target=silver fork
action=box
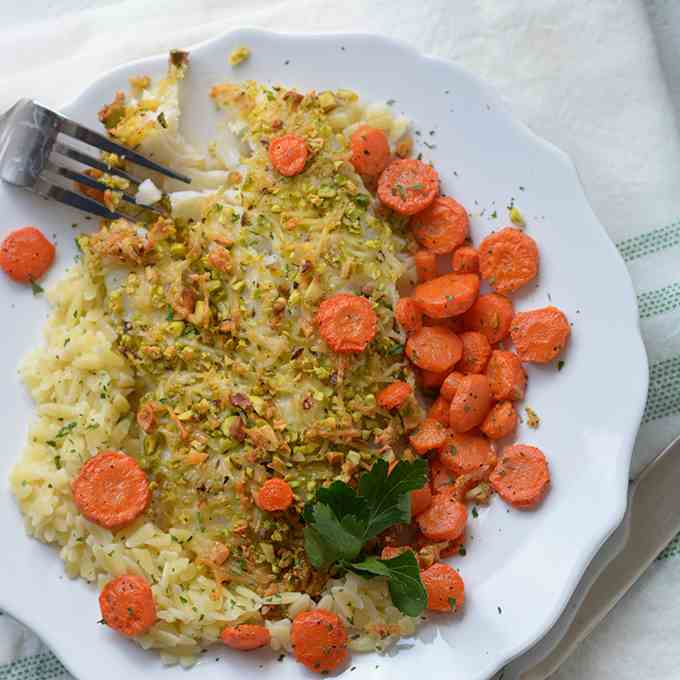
[0,98,191,220]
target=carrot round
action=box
[421,562,465,612]
[72,450,150,529]
[479,227,539,294]
[424,314,466,334]
[428,395,452,426]
[480,401,518,440]
[440,370,465,401]
[381,545,414,560]
[0,226,55,283]
[439,530,466,559]
[410,196,469,254]
[448,374,492,433]
[405,326,463,373]
[350,125,391,177]
[486,350,526,401]
[419,368,449,391]
[457,331,492,374]
[291,609,348,673]
[414,249,438,283]
[452,246,479,274]
[510,306,570,363]
[221,624,271,651]
[430,456,454,492]
[377,159,439,215]
[269,133,309,177]
[409,418,448,455]
[417,490,467,541]
[395,297,423,333]
[462,293,514,345]
[490,444,550,508]
[414,273,480,318]
[439,431,496,475]
[316,293,377,353]
[377,380,412,410]
[256,478,294,512]
[99,574,156,636]
[411,483,433,517]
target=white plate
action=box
[0,29,647,680]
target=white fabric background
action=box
[0,1,679,678]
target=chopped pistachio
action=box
[510,206,526,228]
[228,46,250,66]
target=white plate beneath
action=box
[0,29,647,680]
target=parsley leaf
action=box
[30,279,44,296]
[303,503,364,568]
[55,422,76,438]
[358,459,427,539]
[349,552,427,617]
[303,459,428,615]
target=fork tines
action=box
[0,98,191,221]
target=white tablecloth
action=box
[1,1,679,678]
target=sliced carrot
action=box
[479,227,539,294]
[409,418,448,455]
[417,490,467,541]
[428,396,452,426]
[420,562,465,612]
[315,293,377,353]
[486,350,526,401]
[424,314,466,334]
[414,273,480,318]
[99,574,156,636]
[395,297,423,333]
[419,368,449,391]
[72,450,150,529]
[381,545,414,560]
[350,125,391,177]
[439,431,496,475]
[490,444,550,508]
[480,401,518,440]
[269,133,309,176]
[291,609,348,673]
[457,331,492,374]
[411,482,433,517]
[136,402,157,434]
[462,293,514,345]
[377,159,439,215]
[0,226,55,283]
[452,246,479,274]
[453,464,494,502]
[510,306,571,363]
[256,478,294,512]
[440,370,465,401]
[221,624,271,651]
[415,249,438,283]
[406,326,463,373]
[448,374,492,433]
[430,456,454,492]
[410,196,469,254]
[377,380,412,410]
[439,530,466,559]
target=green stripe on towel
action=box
[0,653,67,680]
[643,355,680,424]
[638,282,680,319]
[616,220,680,262]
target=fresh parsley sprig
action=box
[303,459,428,617]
